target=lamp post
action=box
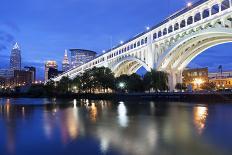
[193,78,204,91]
[118,82,126,92]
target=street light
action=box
[120,41,124,44]
[187,2,192,7]
[193,78,204,90]
[146,26,150,30]
[119,82,125,89]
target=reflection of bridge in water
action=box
[54,0,232,90]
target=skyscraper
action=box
[10,42,21,71]
[62,50,70,72]
[70,49,96,68]
[45,61,58,81]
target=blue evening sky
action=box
[0,0,232,80]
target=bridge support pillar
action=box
[168,70,182,92]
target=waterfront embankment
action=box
[0,92,232,102]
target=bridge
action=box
[53,0,232,91]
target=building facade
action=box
[0,69,14,78]
[209,71,232,89]
[0,68,36,88]
[183,68,209,90]
[45,61,58,81]
[10,43,21,71]
[14,70,34,86]
[70,49,96,68]
[24,66,36,83]
[48,68,63,80]
[62,50,70,72]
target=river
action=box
[0,98,232,155]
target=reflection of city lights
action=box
[90,103,98,122]
[193,106,208,134]
[117,102,128,127]
[73,99,77,109]
[67,111,79,139]
[100,138,109,153]
[43,113,53,139]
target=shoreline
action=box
[0,92,232,103]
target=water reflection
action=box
[193,106,208,134]
[0,99,231,155]
[117,102,128,127]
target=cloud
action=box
[0,21,19,50]
[0,30,16,52]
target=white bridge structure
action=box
[53,0,232,90]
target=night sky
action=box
[0,0,232,80]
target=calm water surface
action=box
[0,98,232,155]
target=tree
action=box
[79,67,115,93]
[143,70,169,92]
[72,76,81,93]
[201,82,216,91]
[116,74,130,92]
[127,73,144,92]
[57,76,72,93]
[44,80,55,95]
[95,67,115,92]
[175,83,187,92]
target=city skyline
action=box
[1,0,232,80]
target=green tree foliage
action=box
[116,73,144,92]
[175,83,187,92]
[201,82,216,91]
[42,67,170,94]
[79,67,115,93]
[44,80,55,95]
[57,76,72,93]
[143,70,169,92]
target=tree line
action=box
[44,66,169,95]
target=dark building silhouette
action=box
[13,70,34,86]
[24,66,36,83]
[48,68,63,80]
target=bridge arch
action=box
[157,27,232,71]
[157,27,232,90]
[111,56,151,77]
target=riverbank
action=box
[0,92,232,102]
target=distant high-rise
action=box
[24,66,36,83]
[10,43,21,71]
[70,49,96,68]
[62,50,70,72]
[45,61,58,81]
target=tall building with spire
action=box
[10,42,21,71]
[62,50,70,72]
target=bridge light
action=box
[187,2,192,7]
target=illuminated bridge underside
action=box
[53,0,232,90]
